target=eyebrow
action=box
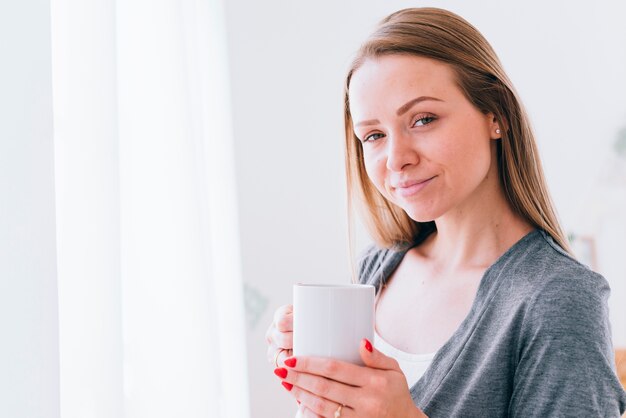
[354,96,443,127]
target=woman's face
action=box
[348,55,500,222]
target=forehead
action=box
[348,55,459,116]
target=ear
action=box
[487,112,506,139]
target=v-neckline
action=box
[403,229,540,402]
[366,228,541,402]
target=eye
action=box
[363,132,385,143]
[412,114,437,127]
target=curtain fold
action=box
[52,0,249,417]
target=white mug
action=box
[293,283,375,365]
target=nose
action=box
[385,130,420,172]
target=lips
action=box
[391,176,436,197]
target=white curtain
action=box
[51,0,250,417]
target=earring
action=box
[496,129,501,134]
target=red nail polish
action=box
[282,381,293,391]
[364,338,373,352]
[284,357,297,368]
[274,368,288,379]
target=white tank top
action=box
[374,330,436,388]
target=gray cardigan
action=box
[359,229,626,417]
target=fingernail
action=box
[284,357,297,368]
[274,368,288,379]
[297,400,301,405]
[364,338,373,353]
[282,381,293,391]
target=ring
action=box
[334,404,344,418]
[274,348,286,368]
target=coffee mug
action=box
[293,283,375,365]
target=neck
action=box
[423,173,533,272]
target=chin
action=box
[401,207,438,223]
[398,200,447,223]
[408,214,437,223]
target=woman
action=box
[265,7,626,417]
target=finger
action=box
[280,367,358,408]
[267,345,293,366]
[359,338,401,371]
[291,384,354,418]
[277,348,293,367]
[269,326,293,349]
[284,356,367,387]
[300,406,324,418]
[273,304,293,331]
[276,311,293,332]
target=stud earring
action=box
[496,129,501,134]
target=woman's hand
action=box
[268,305,318,416]
[274,339,428,418]
[265,304,294,368]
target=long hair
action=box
[344,7,571,253]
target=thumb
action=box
[359,338,400,371]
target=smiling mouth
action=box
[392,176,436,197]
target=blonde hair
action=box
[345,7,571,254]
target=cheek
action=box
[363,156,374,179]
[444,116,492,166]
[363,154,395,201]
[445,135,493,190]
[363,153,386,189]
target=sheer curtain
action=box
[52,0,249,417]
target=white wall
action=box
[225,2,357,416]
[0,1,60,418]
[224,1,626,417]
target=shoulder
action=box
[516,231,611,343]
[488,230,613,344]
[356,244,388,281]
[528,230,609,304]
[508,233,625,415]
[507,230,609,300]
[356,243,407,288]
